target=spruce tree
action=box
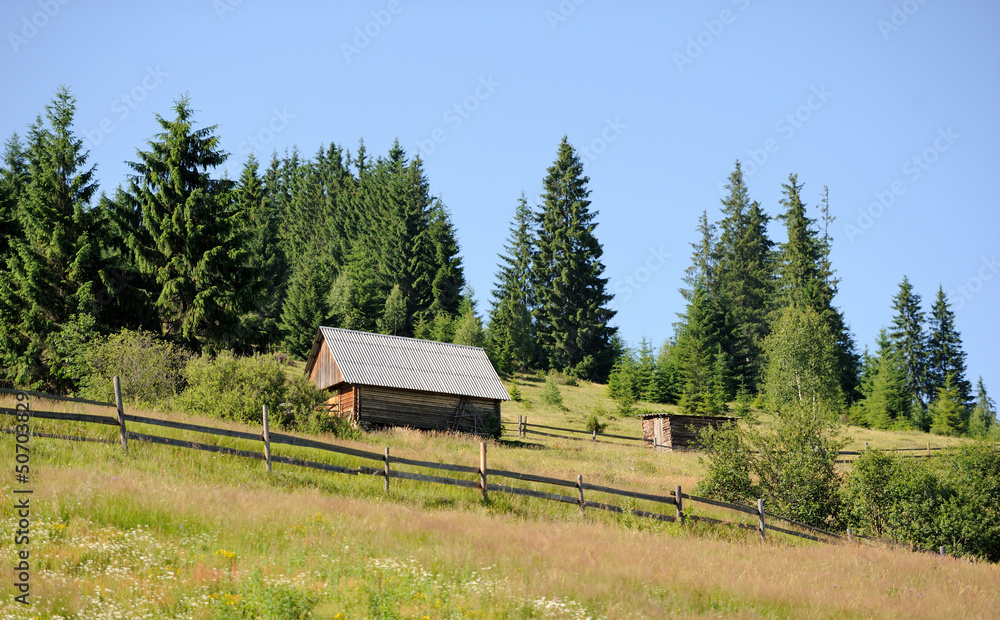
[280,249,331,358]
[713,162,775,393]
[972,377,996,434]
[676,283,729,416]
[929,374,967,437]
[854,329,911,429]
[888,276,930,413]
[0,88,101,388]
[488,193,535,373]
[532,137,616,380]
[234,154,286,351]
[652,340,682,404]
[636,337,658,402]
[427,200,465,318]
[112,97,258,351]
[927,286,971,405]
[774,176,858,397]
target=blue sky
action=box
[3,1,998,396]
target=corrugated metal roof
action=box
[313,327,510,401]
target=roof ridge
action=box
[319,326,487,352]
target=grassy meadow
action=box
[1,376,996,619]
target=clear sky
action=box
[3,1,997,396]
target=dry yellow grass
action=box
[4,463,997,618]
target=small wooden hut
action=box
[639,412,737,451]
[303,327,509,435]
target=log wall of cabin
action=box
[355,385,500,435]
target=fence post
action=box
[592,430,596,442]
[523,417,527,437]
[939,546,945,556]
[577,474,585,516]
[757,498,766,540]
[262,405,272,473]
[927,441,930,457]
[847,527,852,543]
[675,485,684,525]
[384,447,391,494]
[480,441,488,501]
[113,376,127,453]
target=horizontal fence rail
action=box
[4,382,951,551]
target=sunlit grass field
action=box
[1,376,994,619]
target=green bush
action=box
[697,406,845,529]
[585,413,607,434]
[78,329,188,405]
[843,444,1000,561]
[176,352,328,432]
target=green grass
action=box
[0,387,995,619]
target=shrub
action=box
[843,444,1000,561]
[539,373,563,409]
[508,377,522,401]
[176,352,331,433]
[585,413,607,434]
[78,329,188,405]
[697,405,845,528]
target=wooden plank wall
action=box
[357,385,499,435]
[322,384,356,420]
[667,414,733,450]
[309,343,344,390]
[642,415,735,451]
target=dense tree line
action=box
[1,90,620,390]
[601,161,994,439]
[0,88,468,390]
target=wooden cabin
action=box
[639,412,737,451]
[303,327,509,436]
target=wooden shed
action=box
[639,412,737,451]
[303,327,509,436]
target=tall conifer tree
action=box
[775,175,858,397]
[0,88,101,388]
[110,96,250,352]
[713,162,775,393]
[927,286,971,405]
[531,137,616,380]
[488,193,535,373]
[888,276,929,413]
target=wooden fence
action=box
[508,415,960,461]
[508,415,646,445]
[1,382,853,546]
